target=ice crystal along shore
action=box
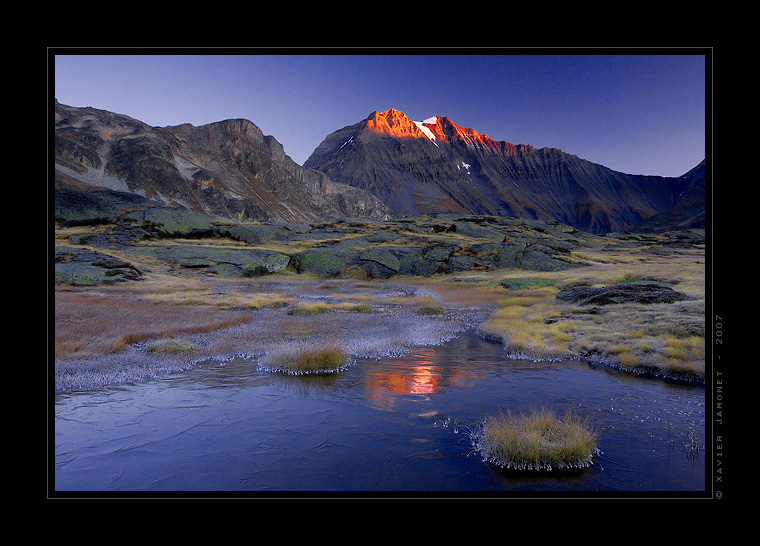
[54,281,489,392]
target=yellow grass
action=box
[441,245,706,380]
[286,301,371,315]
[267,346,348,374]
[473,407,598,470]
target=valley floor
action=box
[53,224,706,391]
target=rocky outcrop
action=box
[55,247,143,285]
[304,108,704,234]
[289,215,586,278]
[54,188,159,225]
[556,282,693,305]
[54,101,392,224]
[55,188,705,283]
[121,245,291,277]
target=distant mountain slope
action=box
[54,101,392,223]
[304,109,704,233]
[637,160,705,231]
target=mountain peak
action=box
[364,108,519,152]
[366,109,422,139]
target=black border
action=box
[46,46,718,502]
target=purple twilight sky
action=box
[53,51,707,178]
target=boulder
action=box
[556,283,693,305]
[68,224,152,247]
[444,255,485,273]
[452,221,505,242]
[121,207,219,238]
[520,244,573,271]
[223,224,290,244]
[55,246,142,285]
[222,223,312,244]
[416,246,454,276]
[54,189,158,226]
[295,247,360,276]
[121,244,290,277]
[359,247,401,273]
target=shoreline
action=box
[53,284,491,393]
[53,215,706,393]
[54,276,705,394]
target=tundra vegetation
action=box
[54,208,706,390]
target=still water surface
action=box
[54,332,705,493]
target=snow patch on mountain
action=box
[413,117,439,145]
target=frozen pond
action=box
[53,331,705,493]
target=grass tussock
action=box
[478,297,706,380]
[265,346,349,375]
[471,407,598,471]
[287,301,371,315]
[418,306,445,315]
[478,294,572,359]
[146,339,199,353]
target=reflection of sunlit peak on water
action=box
[367,362,443,402]
[55,331,706,492]
[409,367,439,395]
[411,348,435,367]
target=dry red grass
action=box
[54,290,252,361]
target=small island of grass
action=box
[264,346,350,375]
[470,407,598,471]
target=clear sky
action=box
[53,51,707,177]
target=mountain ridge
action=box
[305,108,704,233]
[53,102,704,234]
[54,100,393,224]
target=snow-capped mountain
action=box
[304,108,704,233]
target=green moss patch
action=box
[501,278,558,290]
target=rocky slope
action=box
[304,109,704,234]
[54,101,392,223]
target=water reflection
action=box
[54,332,706,493]
[368,348,440,399]
[364,344,497,411]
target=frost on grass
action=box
[54,300,489,391]
[468,407,599,472]
[54,347,199,392]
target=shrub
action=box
[471,407,598,471]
